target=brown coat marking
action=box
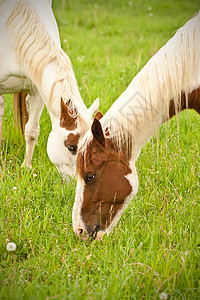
[65,133,80,146]
[60,98,77,130]
[94,111,103,120]
[169,87,200,118]
[64,133,80,155]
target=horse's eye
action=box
[85,173,96,183]
[67,144,77,154]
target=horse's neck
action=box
[39,61,62,120]
[4,0,83,126]
[38,58,83,126]
[102,13,200,161]
[28,0,61,47]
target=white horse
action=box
[73,12,200,240]
[0,0,99,177]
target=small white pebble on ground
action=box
[159,292,168,300]
[6,242,16,252]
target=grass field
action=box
[1,0,200,299]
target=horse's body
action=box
[0,95,4,146]
[0,0,98,176]
[73,12,200,240]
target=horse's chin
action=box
[78,230,105,242]
[63,174,75,184]
[56,165,76,183]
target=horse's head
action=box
[73,115,138,240]
[47,98,99,180]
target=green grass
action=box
[1,0,200,299]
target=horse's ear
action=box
[60,98,77,130]
[88,98,99,116]
[92,118,105,146]
[94,111,103,120]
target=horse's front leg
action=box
[0,95,4,147]
[22,92,44,167]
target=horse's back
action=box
[0,0,60,47]
[0,0,61,93]
[0,1,18,84]
[29,0,61,47]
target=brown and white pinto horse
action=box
[73,12,200,240]
[0,0,98,178]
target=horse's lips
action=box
[78,230,104,241]
[96,231,105,241]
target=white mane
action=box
[81,12,200,156]
[6,0,91,130]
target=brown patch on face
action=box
[77,135,132,236]
[60,98,77,130]
[64,133,80,155]
[65,133,80,145]
[169,87,200,118]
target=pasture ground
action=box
[1,0,200,299]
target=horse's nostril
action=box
[77,228,85,236]
[77,227,88,240]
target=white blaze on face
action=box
[72,177,86,235]
[47,127,77,177]
[96,164,139,240]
